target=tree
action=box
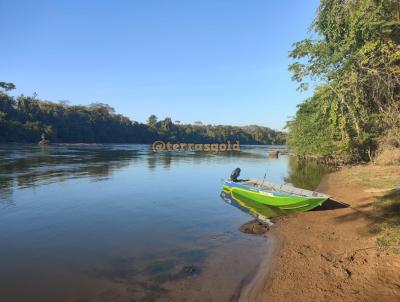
[147,114,158,127]
[89,103,115,115]
[0,82,16,91]
[160,117,173,131]
[287,0,400,162]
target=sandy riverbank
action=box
[240,165,400,302]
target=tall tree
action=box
[287,0,400,162]
[147,114,158,127]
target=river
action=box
[0,144,330,302]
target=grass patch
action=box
[341,165,399,190]
[376,226,400,252]
[374,190,400,252]
[340,165,400,252]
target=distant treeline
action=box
[0,85,286,145]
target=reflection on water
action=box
[220,191,286,222]
[0,145,139,199]
[285,156,334,190]
[0,144,330,302]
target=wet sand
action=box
[240,167,400,301]
[159,235,270,302]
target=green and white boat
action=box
[222,169,329,213]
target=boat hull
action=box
[223,184,327,212]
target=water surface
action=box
[0,144,329,302]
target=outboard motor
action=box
[230,168,241,182]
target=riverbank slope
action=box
[245,165,400,301]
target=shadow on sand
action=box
[313,198,350,211]
[333,190,400,228]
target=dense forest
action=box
[0,83,285,145]
[286,0,399,163]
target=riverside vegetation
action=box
[286,0,399,164]
[0,82,285,145]
[260,2,400,300]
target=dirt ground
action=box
[241,166,400,302]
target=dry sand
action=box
[240,168,400,302]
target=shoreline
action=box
[238,234,278,302]
[240,165,400,301]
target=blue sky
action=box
[1,0,319,130]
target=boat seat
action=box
[245,178,328,199]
